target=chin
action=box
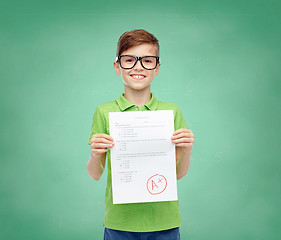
[130,85,151,91]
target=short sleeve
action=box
[174,105,188,130]
[88,106,107,145]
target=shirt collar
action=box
[145,93,158,110]
[115,93,158,111]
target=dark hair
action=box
[116,29,159,57]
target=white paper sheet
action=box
[109,110,178,204]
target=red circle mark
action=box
[146,174,167,195]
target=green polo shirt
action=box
[88,93,187,232]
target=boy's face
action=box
[113,43,161,92]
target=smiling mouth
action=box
[130,74,146,80]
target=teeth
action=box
[131,75,145,79]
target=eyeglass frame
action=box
[116,55,160,70]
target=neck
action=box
[124,86,151,108]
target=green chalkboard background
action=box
[1,0,280,239]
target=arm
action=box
[86,134,114,181]
[172,129,195,180]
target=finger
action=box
[91,143,114,148]
[92,148,108,154]
[172,132,194,140]
[172,138,194,144]
[91,137,114,145]
[175,142,193,148]
[92,134,114,141]
[173,128,193,135]
[91,142,114,149]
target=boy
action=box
[87,29,195,240]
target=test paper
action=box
[109,110,178,204]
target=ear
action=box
[113,61,121,75]
[154,61,161,76]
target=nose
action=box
[133,58,144,70]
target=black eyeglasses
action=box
[116,55,160,70]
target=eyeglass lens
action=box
[120,56,158,69]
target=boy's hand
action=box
[171,128,195,153]
[90,134,114,158]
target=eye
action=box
[144,60,152,63]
